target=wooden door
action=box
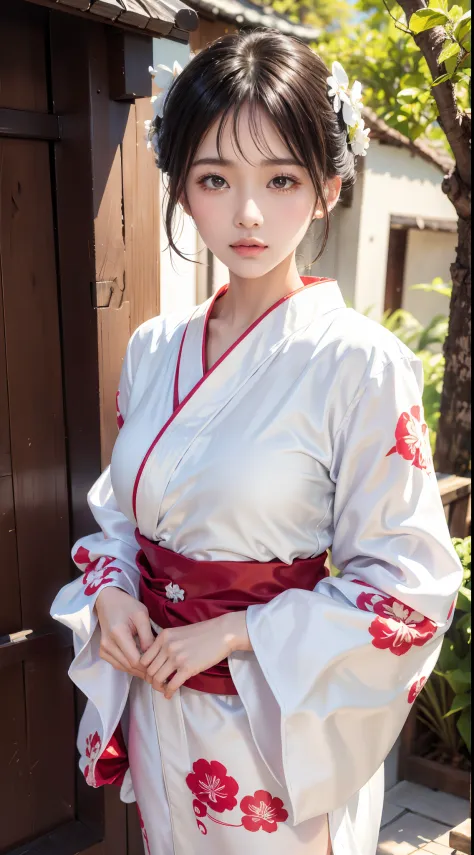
[0,3,142,853]
[0,4,76,852]
[384,225,408,314]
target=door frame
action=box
[0,9,127,855]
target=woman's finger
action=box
[101,639,145,680]
[152,660,178,693]
[103,637,146,678]
[163,670,186,700]
[112,625,147,673]
[133,609,155,653]
[145,648,169,681]
[140,633,163,668]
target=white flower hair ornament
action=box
[145,61,183,155]
[327,61,370,157]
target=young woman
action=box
[51,29,462,855]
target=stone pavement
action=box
[378,781,470,855]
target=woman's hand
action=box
[95,586,155,679]
[139,611,252,700]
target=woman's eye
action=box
[199,174,228,190]
[269,175,298,191]
[197,173,300,192]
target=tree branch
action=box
[382,0,412,34]
[395,0,471,192]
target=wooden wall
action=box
[189,16,238,52]
[85,28,161,467]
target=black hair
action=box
[150,29,357,263]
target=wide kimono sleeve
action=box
[50,324,147,798]
[230,354,463,830]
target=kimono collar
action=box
[134,276,345,528]
[175,276,345,408]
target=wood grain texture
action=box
[384,227,408,314]
[0,263,11,479]
[98,303,131,467]
[0,1,49,112]
[450,818,471,854]
[49,13,102,544]
[24,648,76,835]
[0,665,29,850]
[123,98,160,332]
[0,475,21,638]
[0,138,71,629]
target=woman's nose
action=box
[234,198,264,229]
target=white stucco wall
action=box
[402,228,455,326]
[307,162,366,307]
[352,141,456,319]
[153,39,198,314]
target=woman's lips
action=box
[230,245,268,257]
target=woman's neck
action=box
[212,255,303,331]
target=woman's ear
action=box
[179,193,192,217]
[326,176,342,212]
[313,177,343,219]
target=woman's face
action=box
[183,104,341,279]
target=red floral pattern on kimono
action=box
[408,676,427,704]
[73,546,122,596]
[116,390,124,430]
[356,591,437,656]
[83,726,129,788]
[84,732,102,787]
[240,791,289,833]
[137,805,152,854]
[186,759,239,813]
[386,405,433,473]
[186,759,289,836]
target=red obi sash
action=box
[136,530,329,695]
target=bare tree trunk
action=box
[436,216,471,476]
[396,0,471,476]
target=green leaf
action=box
[439,41,462,63]
[445,668,472,694]
[433,72,454,84]
[454,10,472,42]
[397,87,422,103]
[418,315,449,349]
[410,8,450,33]
[456,585,472,612]
[449,5,465,24]
[411,281,453,298]
[455,612,471,634]
[444,692,471,717]
[436,637,460,672]
[457,707,471,752]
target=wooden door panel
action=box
[0,665,29,851]
[0,280,11,479]
[0,137,70,629]
[0,475,21,637]
[24,647,75,835]
[0,1,49,113]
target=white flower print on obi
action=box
[165,582,186,603]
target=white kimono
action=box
[51,277,462,855]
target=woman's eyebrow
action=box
[191,156,304,168]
